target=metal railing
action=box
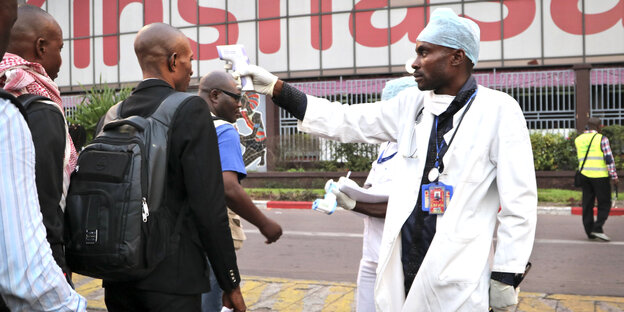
[590,67,624,126]
[279,78,392,162]
[474,69,576,130]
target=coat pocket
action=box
[435,234,490,284]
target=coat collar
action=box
[132,78,174,94]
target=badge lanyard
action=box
[377,144,398,164]
[428,90,478,182]
[423,89,477,215]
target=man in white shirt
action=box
[0,1,86,310]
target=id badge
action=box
[421,182,454,214]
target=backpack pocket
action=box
[75,150,131,183]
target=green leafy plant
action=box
[327,141,377,172]
[530,131,579,171]
[602,125,624,170]
[67,80,132,144]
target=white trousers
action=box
[356,259,378,312]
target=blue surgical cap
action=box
[382,76,418,101]
[417,8,480,66]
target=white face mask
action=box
[426,91,455,116]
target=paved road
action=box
[79,208,624,311]
[238,209,624,297]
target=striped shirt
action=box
[0,98,86,311]
[583,130,618,180]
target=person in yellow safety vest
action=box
[574,117,619,242]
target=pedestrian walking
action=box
[575,117,619,242]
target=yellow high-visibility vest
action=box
[575,132,608,178]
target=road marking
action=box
[322,286,355,312]
[244,229,363,238]
[549,293,624,303]
[557,299,595,312]
[75,278,102,297]
[272,282,307,311]
[246,230,624,244]
[516,296,558,311]
[240,280,267,307]
[535,238,624,246]
[74,275,624,312]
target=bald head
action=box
[198,71,242,123]
[8,5,63,79]
[0,0,18,59]
[134,23,193,91]
[199,71,236,94]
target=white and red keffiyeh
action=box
[0,53,78,211]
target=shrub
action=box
[530,131,578,171]
[67,81,132,144]
[327,141,377,172]
[602,125,624,170]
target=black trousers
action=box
[0,297,9,312]
[580,175,612,236]
[105,284,201,312]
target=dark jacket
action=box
[103,79,240,294]
[24,99,70,277]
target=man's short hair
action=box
[587,117,602,130]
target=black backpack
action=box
[65,92,191,281]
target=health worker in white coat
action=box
[235,8,537,312]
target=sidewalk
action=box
[77,274,624,312]
[253,200,624,216]
[75,203,624,311]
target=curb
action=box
[253,200,624,216]
[571,207,624,216]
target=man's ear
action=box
[450,49,466,67]
[168,53,178,72]
[35,37,46,59]
[210,89,220,102]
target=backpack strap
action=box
[97,102,123,137]
[151,92,193,127]
[150,92,194,247]
[16,94,53,110]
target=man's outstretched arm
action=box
[222,171,283,244]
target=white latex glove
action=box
[337,176,360,190]
[330,187,356,210]
[232,64,278,97]
[489,279,519,311]
[224,62,243,89]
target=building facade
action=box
[29,0,624,169]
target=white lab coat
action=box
[298,85,537,311]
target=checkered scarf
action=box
[0,53,78,211]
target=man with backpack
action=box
[76,23,246,311]
[0,4,76,283]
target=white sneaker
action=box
[590,232,611,242]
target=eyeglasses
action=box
[215,88,242,102]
